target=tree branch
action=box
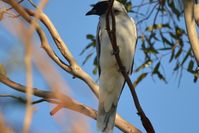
[183,0,199,66]
[0,74,141,133]
[24,9,100,97]
[3,0,99,97]
[194,3,199,26]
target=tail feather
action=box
[97,102,117,133]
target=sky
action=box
[0,0,199,133]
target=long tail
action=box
[97,102,117,133]
[97,70,125,133]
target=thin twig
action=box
[27,0,37,8]
[137,3,159,24]
[0,94,26,103]
[0,94,56,104]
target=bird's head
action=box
[85,0,127,16]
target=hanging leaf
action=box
[175,47,182,59]
[194,73,199,83]
[152,62,167,83]
[187,60,194,73]
[158,47,172,51]
[92,66,98,75]
[169,47,175,62]
[143,46,159,55]
[173,62,180,71]
[176,27,185,37]
[152,62,161,74]
[80,42,95,56]
[160,31,173,46]
[169,32,177,39]
[82,53,93,65]
[181,48,191,66]
[167,0,182,19]
[86,34,95,40]
[117,0,132,12]
[135,60,152,72]
[156,71,167,83]
[125,2,132,12]
[93,56,98,66]
[145,24,170,31]
[133,73,148,88]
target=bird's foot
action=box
[118,65,126,73]
[111,48,119,56]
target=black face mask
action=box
[86,1,109,16]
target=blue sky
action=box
[1,0,199,133]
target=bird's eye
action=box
[114,9,120,14]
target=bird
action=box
[86,0,137,132]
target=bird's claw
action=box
[111,48,119,55]
[118,65,126,73]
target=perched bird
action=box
[86,0,137,132]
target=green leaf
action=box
[82,53,93,65]
[181,48,191,66]
[80,42,95,56]
[92,66,98,75]
[145,24,171,31]
[167,0,182,19]
[173,62,180,71]
[152,62,167,83]
[117,0,132,12]
[194,73,199,83]
[169,32,177,39]
[143,46,159,55]
[156,71,167,83]
[86,34,95,40]
[187,60,194,73]
[93,56,97,66]
[158,47,172,51]
[175,47,182,59]
[133,73,148,88]
[160,31,173,46]
[135,60,152,72]
[169,48,175,62]
[176,27,185,37]
[152,62,160,74]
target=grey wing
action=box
[96,23,101,76]
[130,17,138,74]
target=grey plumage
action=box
[86,1,137,132]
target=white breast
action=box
[98,14,137,74]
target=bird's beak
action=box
[85,9,96,16]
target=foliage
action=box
[81,0,199,84]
